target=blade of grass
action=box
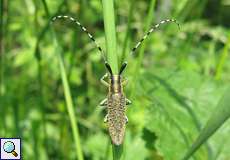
[50,26,84,160]
[34,1,49,157]
[182,86,230,160]
[112,144,123,160]
[0,0,7,135]
[102,0,118,73]
[37,1,66,158]
[41,0,84,160]
[204,40,216,76]
[176,0,197,22]
[173,0,189,19]
[0,0,4,95]
[102,0,122,159]
[215,33,230,80]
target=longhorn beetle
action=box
[51,15,179,145]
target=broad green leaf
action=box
[140,69,229,160]
[182,86,230,160]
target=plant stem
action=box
[112,144,123,160]
[41,1,84,159]
[50,28,84,160]
[0,0,5,95]
[102,0,122,159]
[0,0,7,135]
[215,34,230,80]
[38,0,66,158]
[102,0,118,73]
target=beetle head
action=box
[105,61,127,75]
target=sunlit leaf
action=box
[182,86,230,160]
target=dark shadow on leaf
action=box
[142,127,157,150]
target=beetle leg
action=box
[126,98,132,105]
[100,73,109,87]
[125,116,128,123]
[104,114,108,123]
[99,98,108,106]
[122,78,128,86]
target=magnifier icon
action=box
[3,141,18,157]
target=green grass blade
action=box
[0,0,7,135]
[112,144,123,160]
[0,0,5,95]
[50,28,84,160]
[102,0,118,73]
[102,0,123,159]
[173,0,189,19]
[215,33,230,80]
[182,86,230,160]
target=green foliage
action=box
[1,0,230,159]
[182,86,230,160]
[140,70,229,159]
[51,28,84,160]
[102,0,118,74]
[102,0,122,159]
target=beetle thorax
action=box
[109,75,122,94]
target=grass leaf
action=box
[182,86,230,160]
[50,28,84,160]
[102,0,123,159]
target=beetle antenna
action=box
[105,61,113,75]
[50,15,106,62]
[130,19,180,55]
[119,62,127,75]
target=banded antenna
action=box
[130,19,180,55]
[51,15,106,61]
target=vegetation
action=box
[0,0,230,159]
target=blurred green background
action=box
[0,0,230,159]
